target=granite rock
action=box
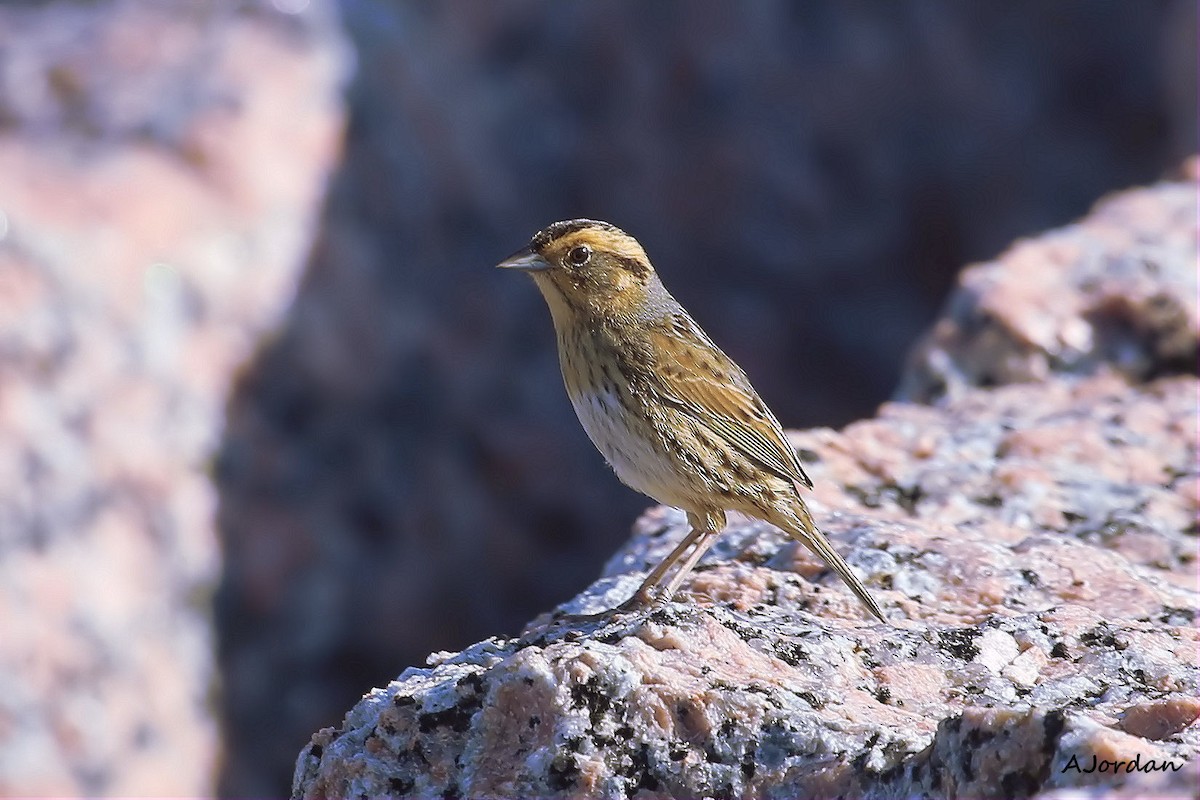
[221,4,1195,792]
[0,1,347,795]
[898,162,1199,402]
[294,469,1198,798]
[292,175,1198,797]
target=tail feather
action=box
[773,503,888,624]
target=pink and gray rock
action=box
[0,1,347,795]
[292,172,1198,798]
[899,159,1199,403]
[221,4,1196,792]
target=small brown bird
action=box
[498,219,886,623]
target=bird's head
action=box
[497,219,667,326]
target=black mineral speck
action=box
[773,641,809,666]
[570,678,613,726]
[457,672,484,695]
[1042,710,1065,754]
[1001,769,1041,796]
[963,727,994,748]
[547,752,580,790]
[417,701,477,734]
[938,628,982,660]
[1159,606,1196,625]
[893,482,924,513]
[797,691,825,709]
[634,770,660,792]
[1079,624,1122,650]
[851,732,881,774]
[626,742,658,792]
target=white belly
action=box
[569,390,684,505]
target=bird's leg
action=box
[619,509,724,611]
[547,511,723,627]
[610,525,702,612]
[546,524,702,625]
[655,527,720,601]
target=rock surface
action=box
[292,172,1198,799]
[0,1,347,795]
[220,3,1195,792]
[899,158,1200,403]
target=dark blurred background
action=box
[194,0,1195,796]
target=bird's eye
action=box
[566,245,591,267]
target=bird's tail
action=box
[770,500,888,624]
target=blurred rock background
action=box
[0,0,1192,796]
[0,0,347,795]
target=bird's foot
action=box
[551,585,661,625]
[518,584,667,647]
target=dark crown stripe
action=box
[530,218,625,250]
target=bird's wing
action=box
[645,313,814,489]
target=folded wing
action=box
[647,314,814,490]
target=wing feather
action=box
[646,315,814,489]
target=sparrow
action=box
[498,219,886,623]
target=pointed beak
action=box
[496,247,551,272]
